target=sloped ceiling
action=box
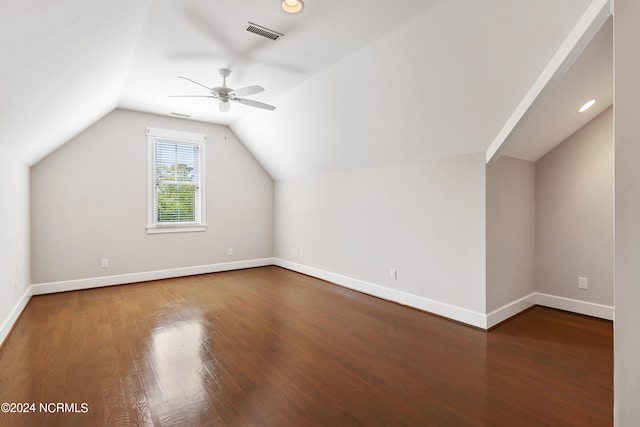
[1,0,601,176]
[0,1,151,165]
[119,0,446,125]
[231,0,595,180]
[502,16,613,161]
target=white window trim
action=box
[146,127,207,234]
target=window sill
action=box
[146,224,207,234]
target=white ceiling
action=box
[0,1,150,165]
[502,16,613,161]
[0,0,607,178]
[119,0,445,124]
[231,0,599,180]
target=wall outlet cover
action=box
[578,276,588,290]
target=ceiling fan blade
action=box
[231,85,264,97]
[231,97,276,111]
[169,95,218,98]
[178,76,213,91]
[219,100,230,112]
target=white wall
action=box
[275,153,487,324]
[0,146,30,343]
[31,109,274,284]
[536,107,613,306]
[486,156,536,313]
[614,0,640,423]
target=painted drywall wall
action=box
[614,0,640,423]
[0,147,30,340]
[31,109,273,284]
[486,156,536,312]
[274,153,487,317]
[535,107,613,306]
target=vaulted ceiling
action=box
[1,0,611,180]
[0,1,149,165]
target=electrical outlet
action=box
[390,268,398,280]
[291,248,296,256]
[578,276,588,290]
[228,247,234,256]
[299,250,304,257]
[101,258,109,269]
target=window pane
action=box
[155,142,198,183]
[153,140,200,224]
[156,183,196,223]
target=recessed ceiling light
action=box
[282,0,304,14]
[578,99,596,113]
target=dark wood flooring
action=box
[0,266,612,426]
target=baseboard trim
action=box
[535,293,614,320]
[0,287,32,349]
[483,293,613,328]
[31,258,275,295]
[486,293,538,329]
[274,259,615,328]
[274,258,488,329]
[2,261,614,350]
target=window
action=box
[147,127,206,233]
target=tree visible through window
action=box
[147,127,206,233]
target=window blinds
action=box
[153,140,201,224]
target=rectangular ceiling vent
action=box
[246,22,284,41]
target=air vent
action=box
[246,22,284,41]
[171,112,190,118]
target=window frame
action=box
[146,127,207,234]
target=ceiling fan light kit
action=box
[282,0,304,14]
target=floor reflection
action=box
[0,268,612,426]
[149,320,210,420]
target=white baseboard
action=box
[274,258,488,329]
[275,259,615,328]
[535,293,614,320]
[0,287,32,348]
[1,260,614,349]
[486,293,538,329]
[2,259,272,346]
[483,293,613,328]
[31,258,274,295]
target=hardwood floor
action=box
[0,266,612,426]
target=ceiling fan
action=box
[170,68,276,112]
